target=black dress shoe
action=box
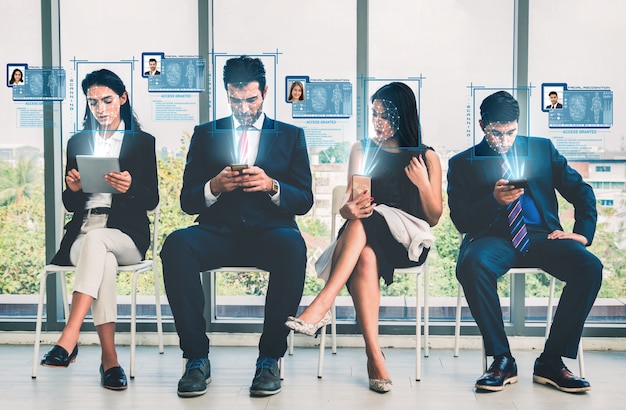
[100,364,128,390]
[475,355,518,392]
[40,345,78,368]
[533,357,590,393]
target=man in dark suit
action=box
[144,58,160,76]
[447,91,602,393]
[546,91,563,109]
[160,56,313,398]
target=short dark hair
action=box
[549,91,558,97]
[223,55,266,91]
[149,58,157,64]
[480,90,519,126]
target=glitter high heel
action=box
[284,310,332,336]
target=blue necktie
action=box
[502,161,530,253]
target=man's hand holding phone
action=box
[209,164,249,195]
[507,178,528,189]
[493,178,527,206]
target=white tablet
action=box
[75,155,121,194]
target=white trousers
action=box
[69,214,141,326]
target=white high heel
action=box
[284,310,332,336]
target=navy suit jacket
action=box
[51,129,159,265]
[447,136,597,246]
[180,115,313,232]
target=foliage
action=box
[0,156,41,206]
[0,157,45,294]
[1,149,626,304]
[318,142,351,164]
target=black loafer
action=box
[41,344,78,368]
[475,355,518,392]
[100,364,128,390]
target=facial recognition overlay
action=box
[464,85,532,179]
[12,68,66,101]
[148,57,206,92]
[142,52,164,77]
[542,83,613,128]
[70,61,134,133]
[360,76,424,143]
[290,80,352,118]
[209,53,278,125]
[551,91,613,128]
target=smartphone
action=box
[230,164,248,173]
[507,178,529,189]
[352,174,371,200]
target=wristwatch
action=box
[268,179,279,196]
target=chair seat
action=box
[44,261,153,272]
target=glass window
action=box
[529,0,626,322]
[0,1,43,306]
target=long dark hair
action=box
[288,81,304,101]
[370,82,422,147]
[9,68,23,84]
[81,69,141,131]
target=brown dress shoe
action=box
[533,357,590,393]
[475,355,518,392]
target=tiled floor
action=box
[3,340,624,409]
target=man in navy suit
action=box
[546,91,563,109]
[161,56,313,398]
[447,91,602,393]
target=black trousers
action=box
[456,232,602,359]
[160,224,307,360]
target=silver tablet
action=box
[75,155,121,194]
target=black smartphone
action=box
[507,178,528,189]
[230,164,248,173]
[352,174,371,200]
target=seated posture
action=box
[285,82,442,393]
[40,69,159,390]
[160,56,313,398]
[447,90,602,393]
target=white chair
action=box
[205,267,294,379]
[453,233,585,377]
[317,185,430,381]
[32,207,164,379]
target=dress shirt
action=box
[204,113,280,206]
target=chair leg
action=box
[546,277,556,339]
[577,342,585,378]
[317,320,327,378]
[415,271,421,381]
[288,330,294,356]
[330,302,337,354]
[423,268,429,358]
[153,264,164,355]
[482,340,487,372]
[32,270,50,378]
[279,356,285,380]
[454,284,463,357]
[130,270,139,379]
